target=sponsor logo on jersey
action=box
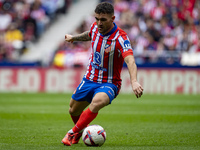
[94,52,101,65]
[91,62,107,71]
[124,40,131,49]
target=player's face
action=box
[95,13,115,35]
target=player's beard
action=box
[98,25,105,34]
[98,25,111,35]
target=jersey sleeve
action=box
[118,35,133,58]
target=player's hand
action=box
[65,34,73,43]
[132,81,143,98]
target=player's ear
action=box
[112,15,115,22]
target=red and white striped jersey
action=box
[84,22,133,89]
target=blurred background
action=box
[0,0,200,94]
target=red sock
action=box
[71,115,80,124]
[72,108,98,133]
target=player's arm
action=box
[65,31,91,42]
[124,55,143,98]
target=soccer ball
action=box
[82,125,106,146]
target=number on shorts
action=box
[79,80,85,90]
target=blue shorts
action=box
[72,78,119,104]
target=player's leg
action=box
[62,78,93,146]
[69,98,90,144]
[69,98,90,123]
[71,92,109,133]
[62,99,89,145]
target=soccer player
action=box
[62,2,143,146]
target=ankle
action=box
[68,129,74,134]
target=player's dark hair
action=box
[95,2,114,15]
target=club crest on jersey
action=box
[104,44,111,53]
[124,40,131,49]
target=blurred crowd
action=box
[0,0,71,61]
[55,0,200,67]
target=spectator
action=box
[0,31,13,60]
[30,0,50,37]
[0,0,71,62]
[0,5,12,31]
[150,0,166,21]
[5,23,25,58]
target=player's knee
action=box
[69,106,83,116]
[69,99,79,115]
[68,107,73,115]
[69,107,77,116]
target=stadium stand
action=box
[0,0,73,66]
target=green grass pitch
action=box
[0,93,200,150]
